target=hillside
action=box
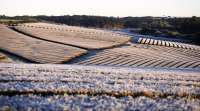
[0,22,200,110]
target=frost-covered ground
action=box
[0,95,200,111]
[0,63,199,110]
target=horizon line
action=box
[1,14,199,18]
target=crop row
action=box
[137,37,200,50]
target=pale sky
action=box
[0,0,200,17]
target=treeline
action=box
[1,15,200,44]
[36,15,124,29]
[35,15,169,29]
[1,15,200,33]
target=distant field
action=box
[0,19,22,24]
[13,23,131,49]
[0,19,21,22]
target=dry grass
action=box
[0,64,199,98]
[0,64,199,110]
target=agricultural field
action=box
[0,64,199,110]
[0,22,200,110]
[73,44,200,69]
[13,23,130,49]
[0,24,87,63]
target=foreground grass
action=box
[0,64,199,110]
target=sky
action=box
[0,0,200,17]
